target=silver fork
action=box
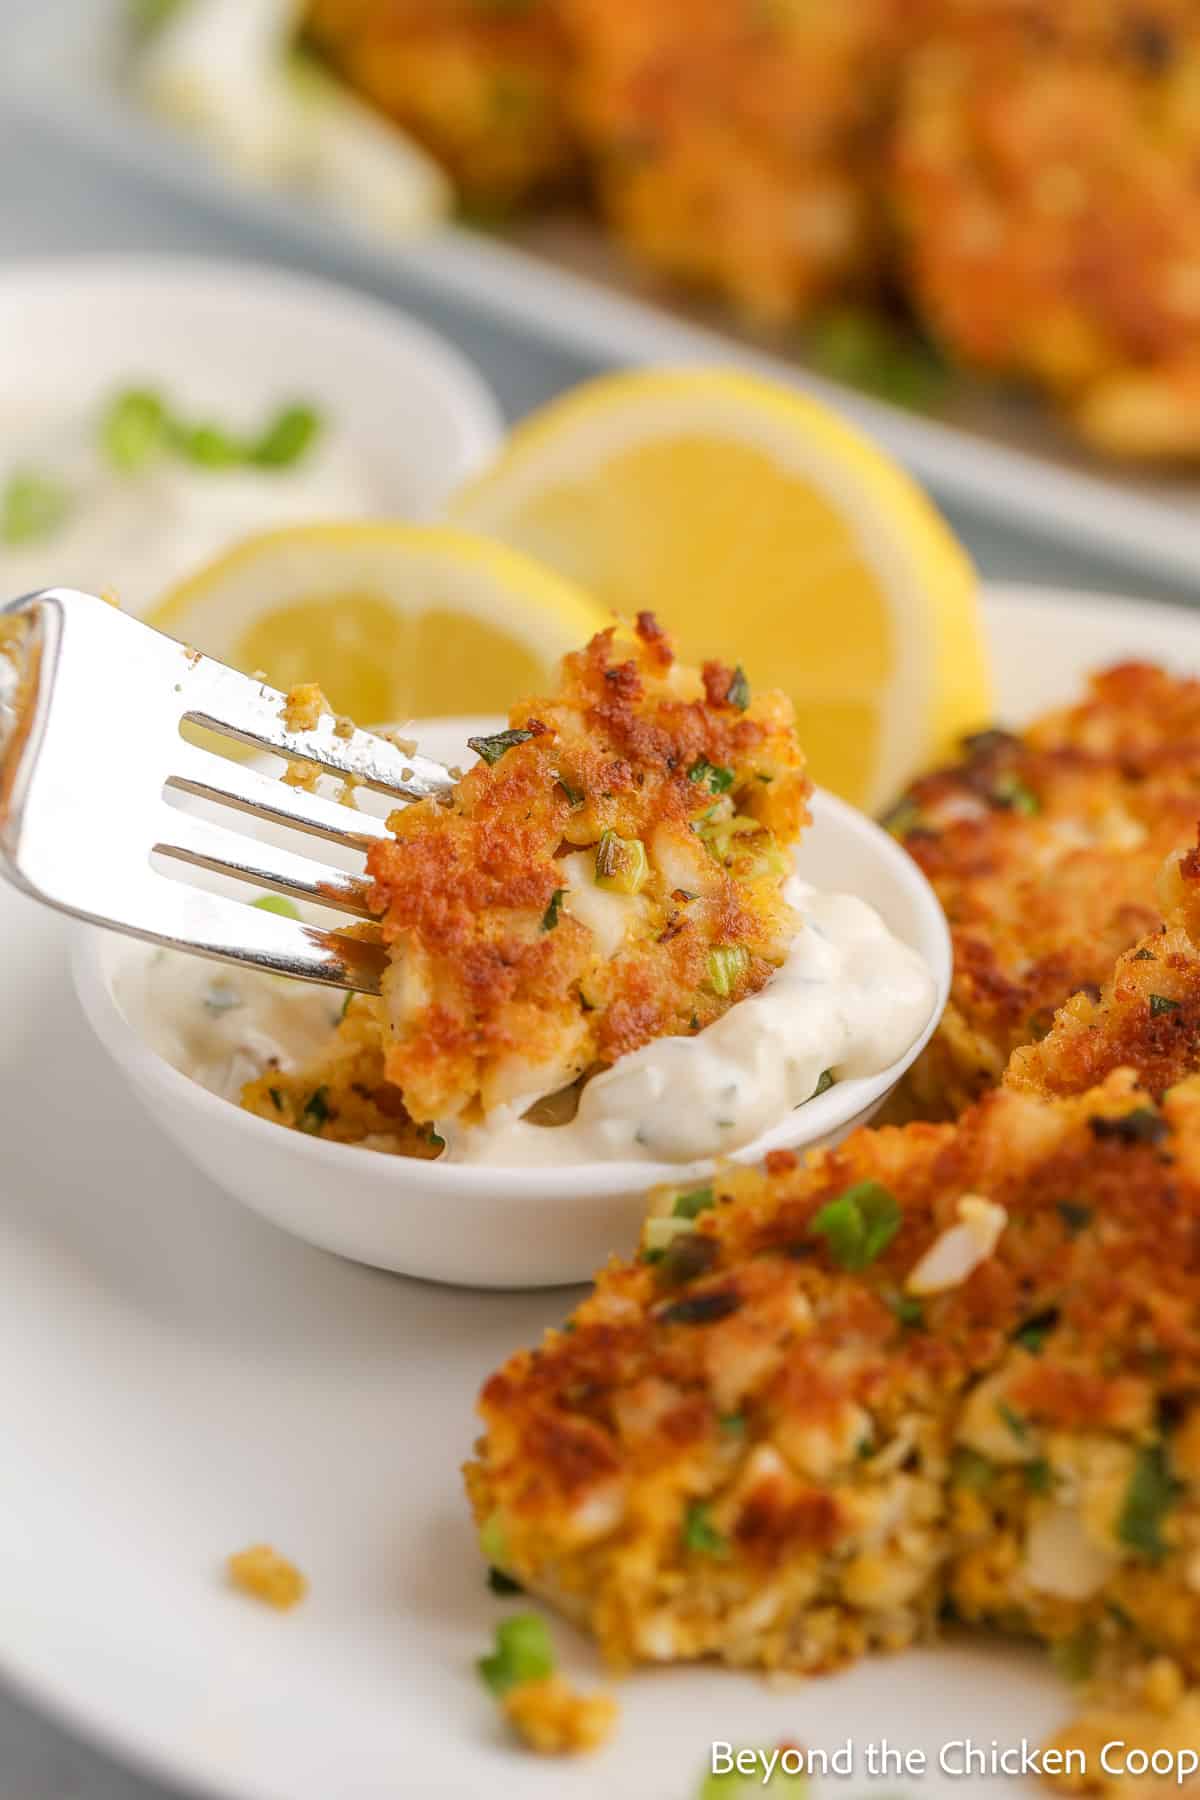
[0,587,455,994]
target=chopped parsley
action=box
[477,1614,555,1697]
[299,1087,330,1134]
[267,1087,284,1113]
[952,1448,995,1491]
[718,1412,746,1438]
[809,1181,901,1271]
[996,1401,1028,1442]
[888,1292,924,1328]
[656,1232,721,1288]
[812,1068,835,1099]
[1118,1444,1176,1561]
[467,727,534,766]
[1024,1458,1053,1494]
[726,666,751,711]
[541,887,565,931]
[1150,993,1181,1017]
[1058,1201,1093,1235]
[556,775,584,807]
[1133,947,1158,962]
[100,388,169,473]
[1013,1309,1058,1354]
[688,757,735,795]
[659,1290,742,1327]
[487,1566,524,1596]
[682,1501,728,1558]
[1089,1108,1168,1147]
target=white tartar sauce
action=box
[118,952,344,1103]
[0,397,374,614]
[118,878,934,1165]
[441,878,935,1167]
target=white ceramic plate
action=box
[6,0,1200,595]
[2,583,1199,1800]
[0,255,502,612]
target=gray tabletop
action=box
[0,75,1197,1800]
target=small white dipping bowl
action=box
[72,720,950,1289]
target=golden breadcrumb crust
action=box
[364,613,808,1125]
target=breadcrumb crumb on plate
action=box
[502,1673,618,1756]
[227,1544,308,1611]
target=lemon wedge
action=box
[147,521,608,721]
[451,368,990,808]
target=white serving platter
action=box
[1,583,1198,1800]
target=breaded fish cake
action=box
[561,0,900,322]
[1007,831,1200,1102]
[245,614,809,1139]
[888,662,1200,1120]
[890,0,1200,458]
[468,1068,1200,1684]
[302,0,576,208]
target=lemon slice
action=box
[147,521,608,721]
[451,369,990,808]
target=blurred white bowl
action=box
[71,718,950,1289]
[0,254,503,610]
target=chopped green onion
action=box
[990,773,1040,816]
[251,404,323,469]
[478,1510,510,1569]
[1,468,72,546]
[100,387,170,473]
[656,1232,721,1288]
[467,727,534,766]
[267,1087,284,1113]
[688,757,735,795]
[810,1180,900,1271]
[477,1613,555,1697]
[707,944,750,998]
[340,992,354,1021]
[487,1566,524,1596]
[672,1186,716,1221]
[253,893,301,920]
[556,775,584,807]
[952,1448,995,1491]
[299,1087,330,1134]
[643,1214,698,1256]
[812,1069,834,1099]
[726,666,750,711]
[174,421,244,468]
[718,1412,745,1438]
[682,1501,728,1558]
[541,887,565,931]
[594,830,648,894]
[1118,1444,1176,1561]
[1150,993,1181,1017]
[1133,947,1157,962]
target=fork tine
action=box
[155,809,376,916]
[178,657,455,802]
[144,883,387,993]
[168,742,393,850]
